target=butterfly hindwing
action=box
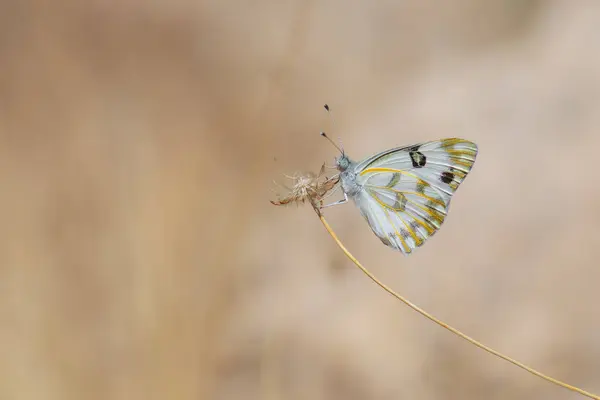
[353,138,477,254]
[353,191,422,254]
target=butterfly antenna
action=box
[324,104,335,134]
[320,131,343,154]
[321,104,344,154]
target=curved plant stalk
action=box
[315,207,599,400]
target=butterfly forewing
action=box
[353,138,477,255]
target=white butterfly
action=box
[321,136,478,255]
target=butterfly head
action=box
[335,153,351,171]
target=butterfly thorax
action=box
[336,155,362,196]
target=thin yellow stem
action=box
[316,212,599,400]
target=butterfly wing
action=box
[352,138,477,255]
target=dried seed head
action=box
[271,165,339,209]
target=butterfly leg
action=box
[320,192,348,209]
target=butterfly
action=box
[321,134,478,255]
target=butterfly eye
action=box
[336,155,350,171]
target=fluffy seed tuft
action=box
[271,165,339,209]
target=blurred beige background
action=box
[1,0,600,399]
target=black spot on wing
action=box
[409,151,427,168]
[440,171,454,184]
